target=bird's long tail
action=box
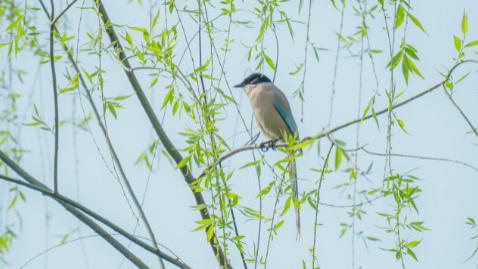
[288,158,300,239]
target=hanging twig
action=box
[94,2,231,268]
[311,144,334,268]
[361,147,478,174]
[37,3,166,267]
[441,85,478,138]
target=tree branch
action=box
[0,156,149,269]
[312,143,334,268]
[51,0,79,26]
[361,147,478,174]
[47,0,60,193]
[94,1,231,268]
[199,60,478,176]
[0,151,191,269]
[441,85,478,138]
[38,3,166,267]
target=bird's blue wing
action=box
[272,97,298,136]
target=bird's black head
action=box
[234,73,271,88]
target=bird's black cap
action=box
[234,73,272,88]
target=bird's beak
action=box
[233,82,244,88]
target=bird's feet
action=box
[259,139,279,152]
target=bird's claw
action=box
[259,139,279,152]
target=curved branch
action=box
[199,60,478,176]
[19,233,186,269]
[441,85,478,138]
[361,148,478,174]
[0,157,149,269]
[312,144,334,268]
[0,151,191,269]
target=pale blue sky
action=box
[1,0,478,269]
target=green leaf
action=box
[397,118,408,134]
[407,248,418,261]
[406,240,421,248]
[407,13,427,34]
[465,40,478,48]
[106,102,117,118]
[334,146,343,170]
[257,180,274,198]
[161,89,174,109]
[406,56,424,79]
[280,196,292,216]
[366,236,381,241]
[256,20,267,41]
[125,31,133,45]
[263,53,276,70]
[8,195,17,209]
[387,50,404,70]
[59,84,77,94]
[152,9,160,29]
[312,44,322,63]
[114,94,133,101]
[402,55,410,84]
[454,35,463,52]
[195,58,211,73]
[59,234,69,245]
[362,103,370,119]
[394,5,406,29]
[206,225,214,241]
[177,155,192,169]
[466,217,476,226]
[461,11,468,35]
[456,72,470,84]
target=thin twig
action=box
[0,153,191,269]
[351,1,367,267]
[263,171,288,269]
[94,2,231,267]
[441,85,478,138]
[47,0,60,194]
[20,233,186,269]
[361,148,478,174]
[299,0,312,122]
[51,0,79,26]
[327,3,346,127]
[38,3,166,267]
[311,144,334,268]
[0,161,154,269]
[320,194,384,208]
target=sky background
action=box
[1,0,478,269]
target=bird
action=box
[234,72,301,237]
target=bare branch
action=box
[441,85,478,138]
[0,151,191,269]
[46,0,60,194]
[51,0,79,26]
[0,157,150,269]
[312,144,334,268]
[362,147,478,174]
